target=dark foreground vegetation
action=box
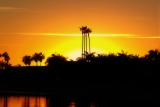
[0,50,158,105]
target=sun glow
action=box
[1,32,159,65]
[67,49,81,60]
[66,48,105,61]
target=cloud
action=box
[9,33,160,39]
[0,33,160,39]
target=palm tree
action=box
[80,26,88,58]
[22,55,32,66]
[32,53,39,66]
[2,52,10,64]
[32,52,45,66]
[38,52,45,66]
[85,28,92,53]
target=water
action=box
[0,95,152,107]
[0,96,48,107]
[0,96,92,107]
[0,96,98,107]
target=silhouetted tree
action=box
[85,52,95,62]
[22,55,32,66]
[85,28,92,53]
[94,53,117,64]
[32,53,39,66]
[32,52,45,66]
[80,26,88,35]
[45,54,67,66]
[80,26,88,58]
[2,52,10,64]
[0,61,5,69]
[37,52,45,66]
[80,26,92,59]
[145,49,160,63]
[0,52,11,69]
[117,51,129,63]
[76,57,86,63]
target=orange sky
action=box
[0,0,159,65]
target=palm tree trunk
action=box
[82,33,84,58]
[86,33,87,55]
[83,33,86,58]
[88,33,90,53]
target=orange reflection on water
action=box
[69,100,76,107]
[0,96,47,107]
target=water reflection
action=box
[0,96,47,107]
[0,96,96,107]
[69,100,76,107]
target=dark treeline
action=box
[1,49,160,68]
[46,49,160,65]
[0,49,157,103]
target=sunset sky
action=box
[0,0,159,65]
